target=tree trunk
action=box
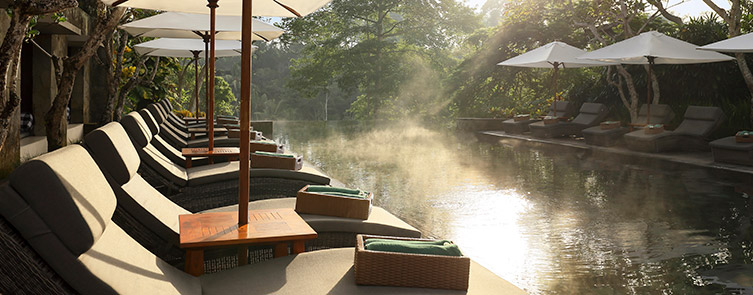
[45,4,125,151]
[114,57,159,120]
[0,11,32,153]
[737,53,753,126]
[324,91,328,121]
[645,64,661,104]
[176,57,195,109]
[101,30,128,124]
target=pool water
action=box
[274,120,753,294]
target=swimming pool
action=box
[275,121,753,294]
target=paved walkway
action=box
[477,131,753,178]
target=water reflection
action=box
[275,121,753,294]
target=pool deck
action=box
[477,130,753,181]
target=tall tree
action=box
[45,1,125,151]
[283,0,479,119]
[571,0,668,121]
[0,0,77,155]
[651,0,753,125]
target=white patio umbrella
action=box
[104,0,329,17]
[579,31,734,123]
[497,41,613,116]
[134,38,244,57]
[134,38,250,115]
[104,0,331,228]
[122,13,283,136]
[121,12,284,41]
[698,32,753,53]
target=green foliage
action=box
[198,76,237,116]
[445,0,753,136]
[282,0,481,120]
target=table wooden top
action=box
[179,208,317,249]
[187,127,228,133]
[181,147,240,157]
[183,117,207,121]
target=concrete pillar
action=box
[88,46,111,128]
[31,35,67,136]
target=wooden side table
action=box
[187,127,228,140]
[179,208,317,276]
[181,147,240,168]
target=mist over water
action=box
[275,121,753,294]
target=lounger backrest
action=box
[121,112,153,148]
[674,106,725,137]
[571,103,608,126]
[547,101,576,117]
[0,145,200,294]
[161,99,173,111]
[147,104,166,124]
[0,146,118,294]
[138,109,160,136]
[84,122,141,186]
[634,104,676,125]
[147,104,192,143]
[153,103,193,138]
[89,116,188,244]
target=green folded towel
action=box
[737,131,751,136]
[365,239,463,257]
[364,238,450,247]
[316,192,368,199]
[306,185,361,195]
[254,151,295,158]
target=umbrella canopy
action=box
[498,41,612,117]
[579,31,734,64]
[498,41,613,68]
[698,32,753,53]
[103,0,330,17]
[580,31,734,124]
[121,12,284,41]
[134,38,246,57]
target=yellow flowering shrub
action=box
[174,110,192,118]
[121,66,136,79]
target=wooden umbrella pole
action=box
[192,50,201,115]
[203,35,210,130]
[239,0,252,226]
[207,0,218,152]
[646,56,655,125]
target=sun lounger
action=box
[624,106,724,152]
[159,99,206,129]
[86,118,329,209]
[81,123,420,268]
[710,135,753,166]
[146,104,243,149]
[0,145,523,294]
[583,104,675,146]
[529,102,608,138]
[501,101,576,134]
[137,109,226,168]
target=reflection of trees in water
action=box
[483,143,753,294]
[276,121,752,294]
